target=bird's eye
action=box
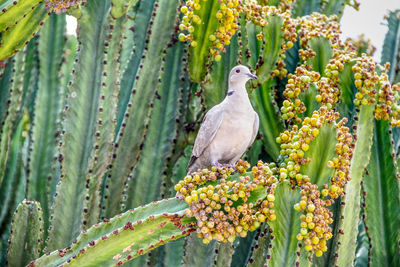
[236,69,240,73]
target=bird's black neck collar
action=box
[227,90,235,96]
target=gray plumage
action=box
[187,65,259,173]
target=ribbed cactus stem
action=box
[116,0,157,134]
[111,0,139,19]
[266,181,301,267]
[103,0,181,218]
[0,49,26,185]
[255,15,284,84]
[46,0,111,252]
[247,226,271,266]
[30,198,191,266]
[336,104,376,266]
[158,44,191,199]
[27,13,66,240]
[6,200,44,267]
[362,119,400,266]
[213,242,234,267]
[82,13,127,229]
[0,1,49,60]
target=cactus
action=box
[0,0,399,266]
[6,200,44,267]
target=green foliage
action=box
[0,1,399,266]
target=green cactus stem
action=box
[46,0,111,251]
[30,198,191,266]
[6,200,44,267]
[0,117,27,251]
[111,0,139,19]
[187,0,221,83]
[336,103,376,266]
[266,181,301,267]
[103,0,181,218]
[116,0,157,134]
[27,13,66,239]
[255,15,284,85]
[0,1,49,60]
[252,80,284,160]
[381,10,400,84]
[363,119,400,266]
[0,49,25,185]
[82,14,126,229]
[123,40,187,210]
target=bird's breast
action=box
[209,110,254,161]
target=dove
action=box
[187,65,259,173]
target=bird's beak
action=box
[246,73,258,79]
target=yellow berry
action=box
[302,143,309,151]
[355,79,362,88]
[178,33,186,42]
[307,204,315,212]
[193,15,201,24]
[180,6,188,13]
[185,196,192,204]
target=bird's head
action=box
[229,65,257,85]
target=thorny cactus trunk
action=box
[0,0,399,266]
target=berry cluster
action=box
[276,107,352,256]
[175,160,278,244]
[375,74,400,126]
[178,0,298,62]
[45,0,85,14]
[352,54,379,106]
[281,67,319,123]
[297,13,342,61]
[294,184,333,257]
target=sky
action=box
[66,0,400,62]
[340,0,399,62]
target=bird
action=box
[187,65,259,173]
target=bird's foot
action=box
[212,162,237,172]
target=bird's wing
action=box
[187,105,225,169]
[248,112,259,148]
